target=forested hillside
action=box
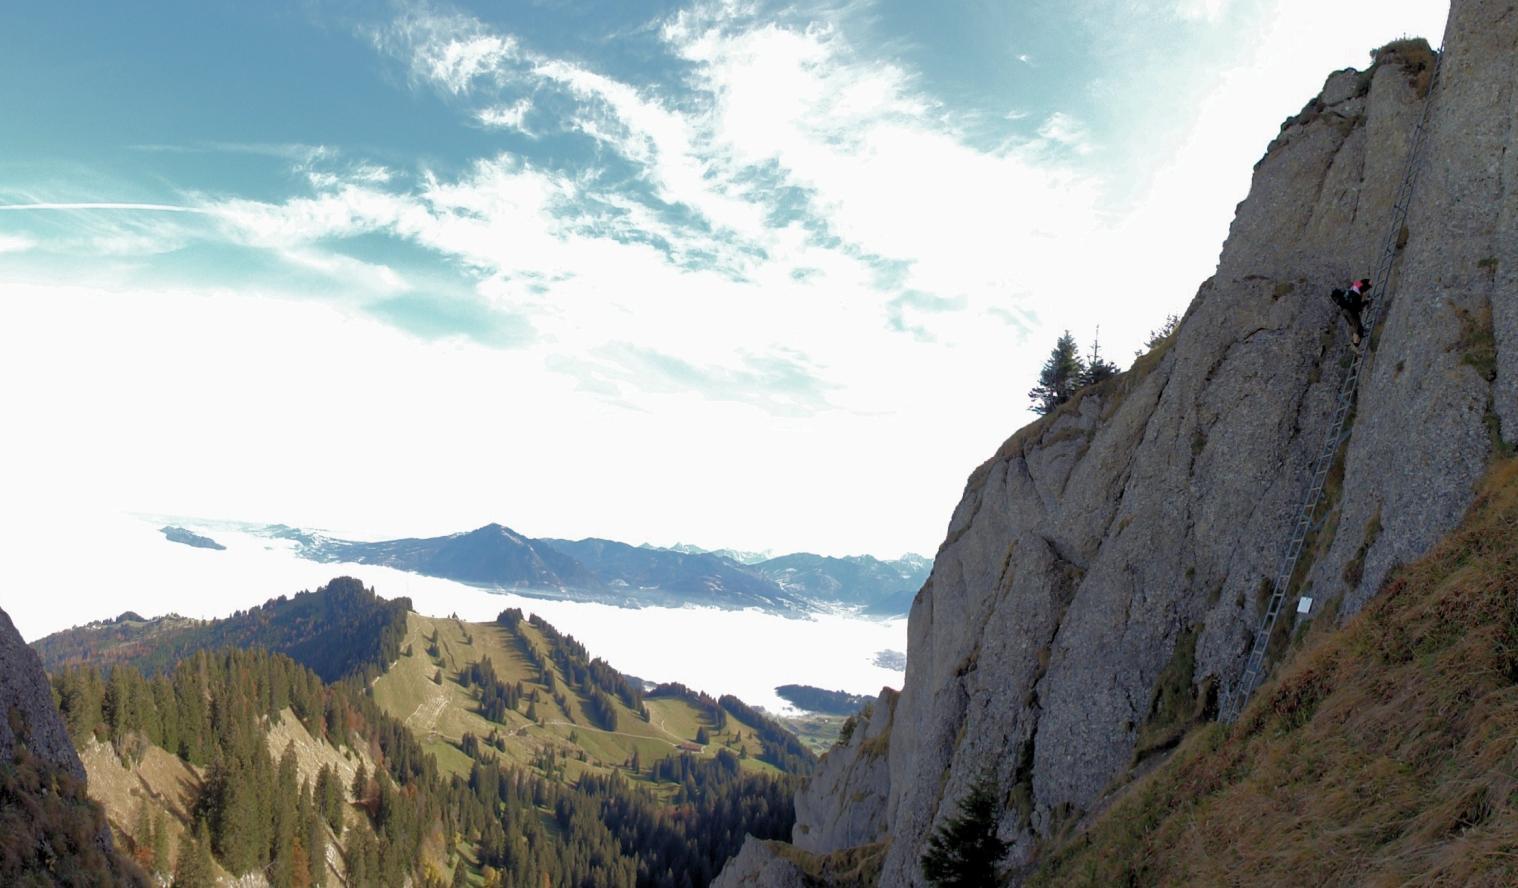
[34,577,409,682]
[370,606,813,784]
[42,583,811,886]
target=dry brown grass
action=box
[772,838,889,887]
[1032,458,1518,887]
[1373,37,1438,97]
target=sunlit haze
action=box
[0,0,1448,638]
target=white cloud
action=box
[0,202,202,212]
[211,0,1122,437]
[0,203,209,257]
[350,163,394,184]
[665,11,1105,320]
[2,0,1453,562]
[477,98,533,132]
[0,233,36,253]
[1175,0,1230,22]
[1036,111,1095,155]
[374,7,520,93]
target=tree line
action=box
[52,647,448,887]
[51,643,805,887]
[1027,315,1180,415]
[34,576,411,685]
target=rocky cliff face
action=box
[0,606,88,780]
[0,606,142,884]
[792,689,896,855]
[720,1,1518,884]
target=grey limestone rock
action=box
[782,2,1518,885]
[792,688,897,854]
[0,606,87,782]
[711,838,808,888]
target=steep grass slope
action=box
[78,711,366,886]
[371,611,799,786]
[1032,458,1518,885]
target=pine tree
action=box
[1082,329,1118,386]
[346,831,369,888]
[1028,331,1086,415]
[1140,312,1181,353]
[303,777,327,888]
[695,727,710,745]
[151,809,171,876]
[920,775,1010,887]
[315,764,345,834]
[131,797,155,870]
[271,744,299,888]
[351,762,368,805]
[172,821,216,888]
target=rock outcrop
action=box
[0,606,87,780]
[711,841,808,888]
[719,1,1518,884]
[0,606,144,885]
[792,689,896,854]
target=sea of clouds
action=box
[3,513,905,713]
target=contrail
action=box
[0,202,206,212]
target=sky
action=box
[0,0,1450,565]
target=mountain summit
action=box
[268,523,929,615]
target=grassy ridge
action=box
[34,577,408,683]
[370,612,793,788]
[1032,458,1518,885]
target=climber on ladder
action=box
[1329,278,1373,348]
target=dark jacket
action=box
[1330,287,1368,314]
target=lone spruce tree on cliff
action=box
[1082,329,1118,386]
[921,774,1010,886]
[1029,330,1085,414]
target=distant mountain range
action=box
[238,522,929,616]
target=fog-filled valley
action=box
[11,513,905,713]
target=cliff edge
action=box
[722,0,1518,883]
[0,607,86,780]
[0,606,144,885]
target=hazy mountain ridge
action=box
[239,520,927,616]
[755,552,932,616]
[543,536,812,611]
[305,523,604,591]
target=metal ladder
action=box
[1218,47,1444,724]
